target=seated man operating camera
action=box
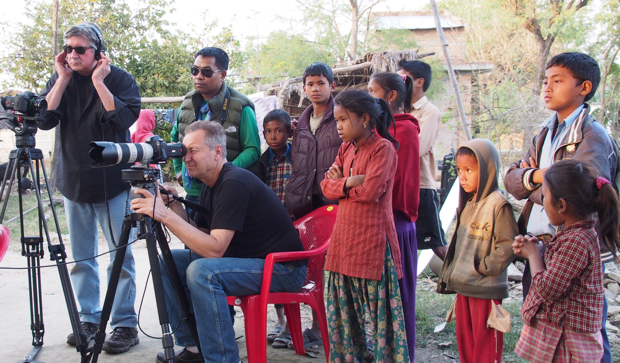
[131,121,307,363]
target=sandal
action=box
[272,331,292,349]
[287,328,323,350]
[267,326,283,342]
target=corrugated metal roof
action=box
[376,15,464,30]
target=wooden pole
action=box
[429,0,472,141]
[50,0,60,191]
[52,0,59,57]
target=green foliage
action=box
[0,0,195,98]
[127,35,194,97]
[245,30,336,84]
[151,110,177,181]
[587,0,620,133]
[423,56,448,102]
[292,0,351,60]
[367,28,417,52]
[2,190,69,241]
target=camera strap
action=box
[218,87,230,125]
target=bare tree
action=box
[510,0,590,91]
[599,44,620,125]
[297,0,382,61]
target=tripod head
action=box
[122,164,160,200]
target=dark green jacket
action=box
[178,81,255,162]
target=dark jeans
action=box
[161,250,307,363]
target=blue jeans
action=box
[602,264,612,363]
[161,250,307,363]
[64,190,137,329]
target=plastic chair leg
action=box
[241,296,268,363]
[314,298,331,360]
[283,303,305,355]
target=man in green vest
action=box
[171,47,261,220]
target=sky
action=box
[1,0,428,86]
[163,0,427,41]
[4,0,428,41]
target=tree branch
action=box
[332,0,353,60]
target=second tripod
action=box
[88,165,201,363]
[0,137,89,363]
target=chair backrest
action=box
[0,224,9,262]
[293,205,338,289]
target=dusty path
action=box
[0,234,323,363]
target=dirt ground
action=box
[1,233,333,363]
[1,229,453,363]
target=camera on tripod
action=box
[89,135,186,198]
[0,91,47,137]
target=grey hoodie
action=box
[437,139,518,299]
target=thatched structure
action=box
[260,49,433,117]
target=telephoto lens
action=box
[89,136,186,167]
[89,141,155,167]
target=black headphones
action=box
[89,25,105,60]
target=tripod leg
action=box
[29,157,90,359]
[155,222,201,356]
[0,150,21,221]
[90,216,133,363]
[144,217,175,362]
[0,150,46,363]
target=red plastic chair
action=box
[0,224,9,262]
[227,205,338,363]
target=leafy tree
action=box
[439,0,553,155]
[244,30,336,85]
[0,0,195,98]
[294,0,383,61]
[507,0,590,91]
[588,0,620,132]
[366,28,418,53]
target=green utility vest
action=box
[177,81,255,162]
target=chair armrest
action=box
[258,239,330,304]
[268,241,330,264]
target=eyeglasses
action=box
[191,66,223,78]
[63,45,94,55]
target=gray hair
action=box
[64,22,106,53]
[185,121,227,159]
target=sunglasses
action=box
[191,66,223,78]
[63,45,94,55]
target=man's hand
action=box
[92,54,112,84]
[46,52,73,111]
[54,51,73,80]
[326,164,343,180]
[159,185,179,207]
[130,187,169,222]
[176,172,184,187]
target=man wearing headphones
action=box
[37,22,141,354]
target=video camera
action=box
[89,136,186,199]
[0,91,47,139]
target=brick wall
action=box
[413,28,468,65]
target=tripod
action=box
[0,133,89,363]
[88,165,201,363]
